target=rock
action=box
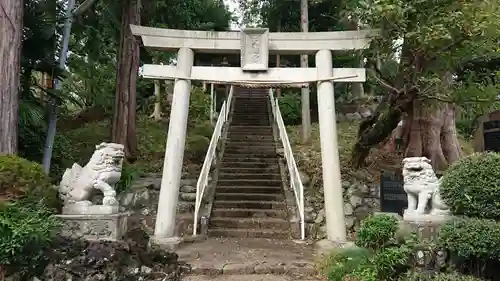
[41,229,180,281]
[344,203,354,216]
[345,216,355,229]
[345,112,361,121]
[314,213,324,224]
[119,192,135,207]
[180,193,196,202]
[130,177,161,190]
[349,195,363,207]
[180,179,197,187]
[180,185,196,193]
[299,171,311,186]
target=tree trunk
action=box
[0,0,22,155]
[111,0,141,161]
[150,79,162,120]
[300,0,311,143]
[404,99,462,171]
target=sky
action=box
[224,0,242,30]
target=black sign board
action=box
[483,121,500,152]
[380,171,407,215]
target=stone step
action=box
[219,161,279,169]
[223,153,277,159]
[211,208,287,218]
[208,228,289,239]
[215,192,284,201]
[223,147,276,154]
[210,217,290,231]
[224,141,275,147]
[217,179,282,186]
[229,130,273,135]
[219,173,281,180]
[227,135,274,141]
[221,157,278,163]
[224,143,275,149]
[230,122,270,126]
[219,166,280,174]
[213,199,284,209]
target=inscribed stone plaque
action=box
[483,120,500,152]
[380,171,407,215]
[240,28,269,71]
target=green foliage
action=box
[319,247,373,281]
[438,217,500,260]
[0,156,59,209]
[440,152,500,218]
[320,214,415,281]
[189,87,211,127]
[355,214,400,250]
[115,162,144,194]
[0,200,61,279]
[402,271,486,281]
[278,92,301,125]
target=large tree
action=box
[0,0,23,154]
[111,0,141,161]
[349,0,500,171]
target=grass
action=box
[61,115,211,177]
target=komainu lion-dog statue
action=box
[402,157,449,217]
[59,142,125,207]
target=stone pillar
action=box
[315,49,346,242]
[153,47,194,242]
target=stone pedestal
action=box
[57,212,131,241]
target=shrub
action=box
[401,271,485,281]
[186,134,210,162]
[438,217,500,260]
[440,152,500,218]
[0,200,61,280]
[0,155,59,209]
[189,87,211,125]
[318,247,373,281]
[191,120,214,138]
[355,214,400,250]
[115,163,144,194]
[278,92,301,125]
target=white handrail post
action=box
[193,85,234,236]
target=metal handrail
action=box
[193,85,234,236]
[268,89,305,240]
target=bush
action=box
[0,155,59,209]
[278,92,301,125]
[402,271,485,281]
[319,247,373,281]
[440,152,500,219]
[438,217,500,260]
[186,134,210,162]
[191,120,214,138]
[355,214,400,250]
[115,162,144,194]
[189,87,211,125]
[0,200,61,279]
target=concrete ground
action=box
[182,274,324,281]
[177,238,323,279]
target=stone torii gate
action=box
[130,25,376,245]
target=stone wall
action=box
[117,174,205,237]
[301,172,380,240]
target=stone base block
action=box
[57,212,131,241]
[62,204,119,215]
[403,212,450,223]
